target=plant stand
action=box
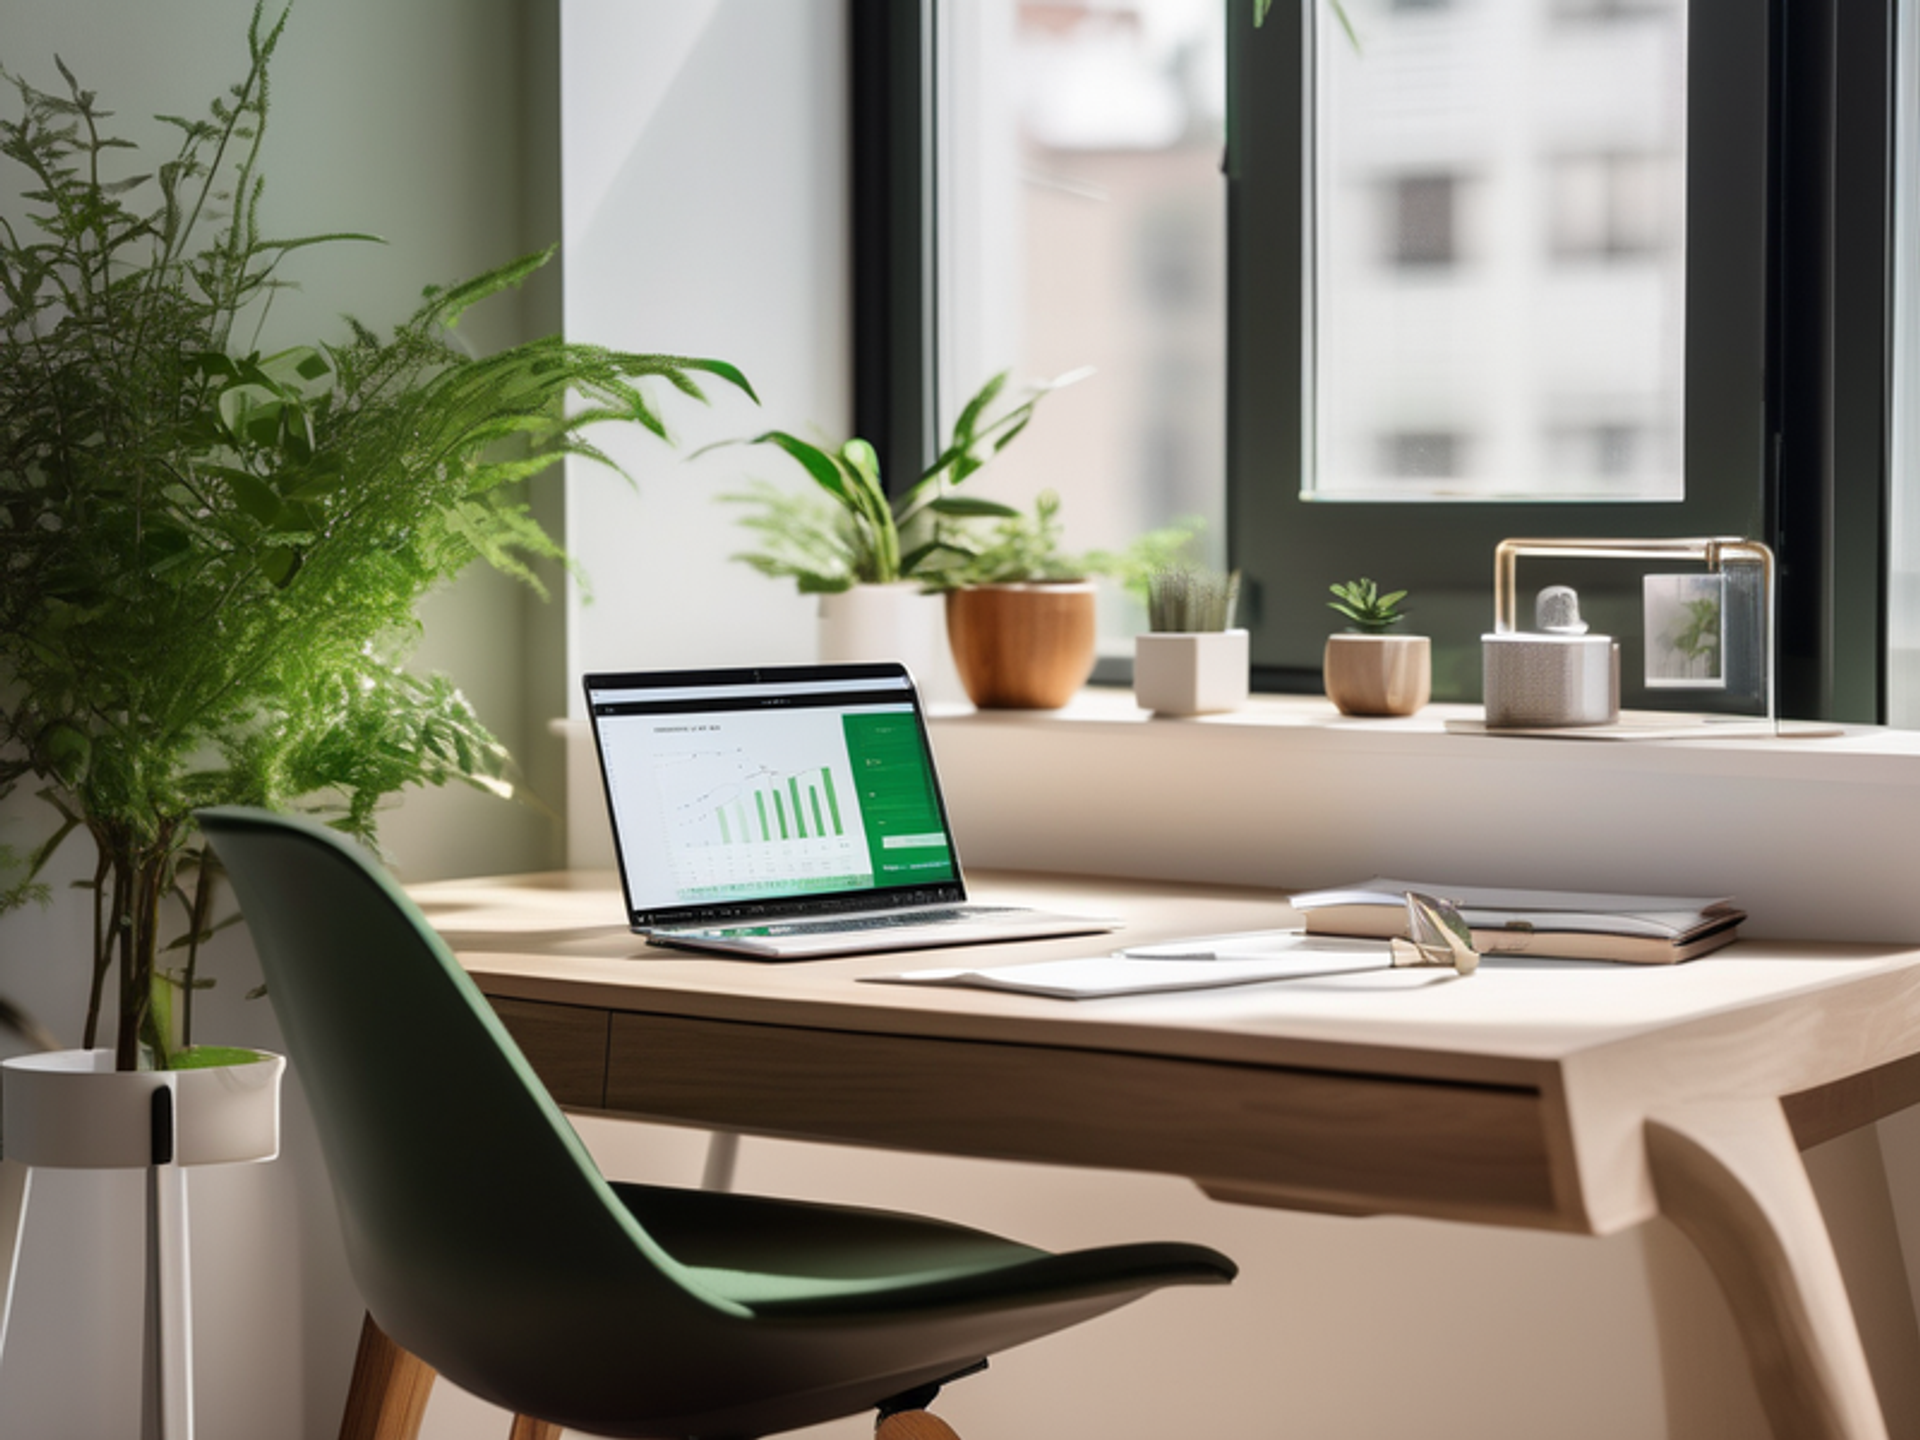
[0,1048,284,1440]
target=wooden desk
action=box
[415,869,1920,1440]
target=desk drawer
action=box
[493,997,611,1110]
[604,1011,1573,1231]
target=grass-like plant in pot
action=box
[1323,578,1430,716]
[0,6,752,1073]
[1133,566,1248,716]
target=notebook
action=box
[582,663,1119,958]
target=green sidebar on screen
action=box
[842,711,956,887]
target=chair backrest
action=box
[196,807,735,1410]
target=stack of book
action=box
[1288,878,1745,965]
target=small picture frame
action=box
[1644,573,1726,689]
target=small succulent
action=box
[1327,577,1409,633]
[1147,567,1242,633]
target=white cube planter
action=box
[1133,629,1250,716]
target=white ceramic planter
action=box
[0,1048,284,1440]
[3,1047,284,1169]
[1133,629,1250,716]
[817,583,962,701]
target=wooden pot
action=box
[1323,632,1431,716]
[945,583,1097,709]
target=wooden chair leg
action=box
[337,1313,437,1440]
[508,1415,562,1440]
[876,1410,964,1440]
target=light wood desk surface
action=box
[416,869,1920,1440]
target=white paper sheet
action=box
[871,933,1392,999]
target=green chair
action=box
[196,807,1235,1439]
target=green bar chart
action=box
[703,765,844,846]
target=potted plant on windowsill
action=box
[1134,567,1248,716]
[715,369,1084,682]
[930,492,1099,709]
[1323,578,1430,716]
[924,495,1202,711]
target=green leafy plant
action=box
[930,490,1083,587]
[1670,596,1722,673]
[0,6,752,1071]
[1327,577,1409,633]
[1147,566,1242,633]
[718,368,1086,592]
[922,491,1206,594]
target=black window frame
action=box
[852,0,1898,723]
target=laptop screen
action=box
[583,663,966,928]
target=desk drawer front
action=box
[494,997,611,1110]
[605,1012,1571,1230]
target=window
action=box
[1228,0,1894,717]
[862,0,1900,719]
[1384,174,1459,267]
[1308,0,1689,506]
[1549,152,1674,259]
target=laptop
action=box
[582,663,1119,958]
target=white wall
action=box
[559,0,845,692]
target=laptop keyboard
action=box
[671,905,1019,938]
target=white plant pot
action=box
[0,1048,284,1440]
[817,583,962,702]
[3,1047,284,1169]
[1133,629,1250,716]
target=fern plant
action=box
[0,6,752,1070]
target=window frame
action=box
[1225,0,1896,719]
[853,0,1899,722]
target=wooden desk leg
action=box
[1646,1100,1890,1440]
[337,1314,436,1440]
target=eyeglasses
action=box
[1389,892,1480,976]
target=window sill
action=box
[926,686,1920,944]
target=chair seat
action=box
[613,1180,1233,1317]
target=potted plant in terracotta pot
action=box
[1323,578,1431,716]
[932,492,1100,709]
[715,369,1084,685]
[1134,566,1248,716]
[927,497,1206,711]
